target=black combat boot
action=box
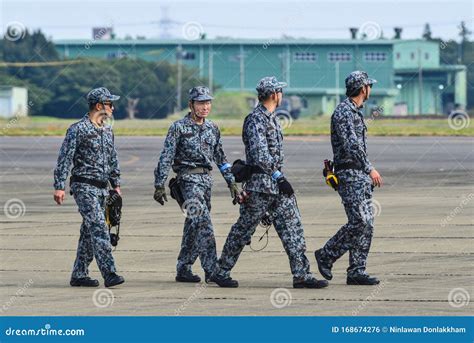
[70,276,99,287]
[205,272,213,283]
[104,273,125,288]
[347,274,380,285]
[314,248,333,280]
[293,277,329,289]
[208,274,239,288]
[176,270,201,283]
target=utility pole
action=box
[335,61,340,104]
[208,45,214,93]
[176,45,183,113]
[418,47,423,114]
[239,44,245,91]
[282,46,290,86]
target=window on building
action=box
[396,52,401,60]
[182,52,195,60]
[294,52,317,62]
[364,52,387,62]
[425,52,429,60]
[328,52,352,62]
[106,51,128,59]
[410,52,415,60]
[301,98,308,108]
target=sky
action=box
[0,0,472,42]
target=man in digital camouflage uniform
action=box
[154,86,239,286]
[315,71,383,286]
[213,76,329,289]
[53,87,125,288]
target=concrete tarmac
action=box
[0,136,472,315]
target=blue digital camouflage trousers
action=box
[71,183,116,279]
[176,173,217,276]
[217,191,314,280]
[322,170,374,276]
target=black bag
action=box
[169,177,185,207]
[231,159,253,183]
[106,190,122,247]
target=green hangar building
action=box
[54,38,467,116]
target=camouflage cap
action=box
[189,86,213,101]
[86,87,120,104]
[345,71,377,94]
[256,76,287,97]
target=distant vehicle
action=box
[448,103,468,119]
[276,96,303,119]
[249,95,304,120]
[449,109,468,119]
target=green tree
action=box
[422,23,433,40]
[42,59,122,118]
[0,70,52,114]
[113,59,172,119]
[0,28,224,118]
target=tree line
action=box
[0,29,207,119]
[0,25,472,118]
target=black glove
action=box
[154,186,168,205]
[277,177,294,196]
[260,212,273,227]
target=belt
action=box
[181,167,211,175]
[334,162,363,172]
[70,176,108,189]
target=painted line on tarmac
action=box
[122,154,140,166]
